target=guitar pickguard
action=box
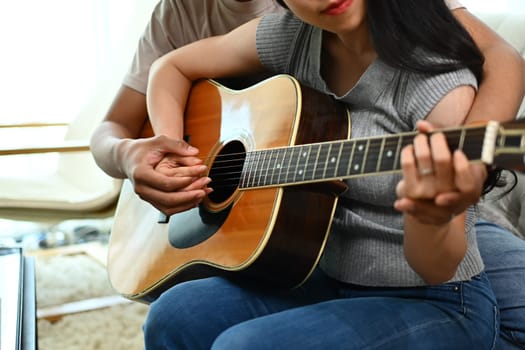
[168,204,232,248]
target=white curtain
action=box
[0,0,158,126]
[0,0,158,178]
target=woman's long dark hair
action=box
[367,0,484,82]
[276,0,484,82]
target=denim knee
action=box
[476,221,525,349]
[212,323,258,350]
[143,280,220,350]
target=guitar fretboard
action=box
[239,125,489,189]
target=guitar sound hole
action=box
[208,140,246,204]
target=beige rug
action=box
[34,249,149,350]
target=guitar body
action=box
[108,75,350,302]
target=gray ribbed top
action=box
[256,12,483,287]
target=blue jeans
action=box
[144,269,497,349]
[477,221,525,349]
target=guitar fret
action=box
[269,149,276,185]
[314,144,329,180]
[283,147,292,184]
[289,146,301,183]
[264,149,272,186]
[346,140,357,176]
[260,150,271,187]
[393,135,403,172]
[279,148,287,184]
[336,140,354,178]
[350,140,367,175]
[272,148,282,186]
[333,142,344,178]
[376,138,385,173]
[458,128,466,151]
[298,145,312,182]
[251,152,259,187]
[259,150,268,187]
[363,140,371,174]
[260,151,268,186]
[307,145,316,181]
[324,143,334,178]
[240,152,252,188]
[276,148,286,185]
[251,150,262,188]
[239,156,246,188]
[364,138,380,174]
[379,135,398,172]
[257,150,265,186]
[325,142,340,178]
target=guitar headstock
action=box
[492,119,525,172]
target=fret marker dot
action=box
[276,164,281,169]
[353,164,360,171]
[298,169,303,175]
[386,150,393,157]
[358,145,364,151]
[302,152,307,157]
[330,157,336,163]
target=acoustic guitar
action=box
[107,74,525,303]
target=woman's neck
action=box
[321,29,377,96]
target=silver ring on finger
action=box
[419,168,434,176]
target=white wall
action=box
[462,0,525,14]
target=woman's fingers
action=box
[394,197,456,225]
[413,134,434,177]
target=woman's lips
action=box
[322,0,353,15]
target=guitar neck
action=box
[236,120,521,189]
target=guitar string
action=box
[208,130,487,188]
[196,128,483,165]
[204,129,488,190]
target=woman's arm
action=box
[400,85,476,284]
[146,18,264,138]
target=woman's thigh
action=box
[143,271,340,349]
[213,274,498,350]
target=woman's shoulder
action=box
[256,11,315,73]
[389,52,478,121]
[259,10,304,32]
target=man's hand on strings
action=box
[122,135,212,215]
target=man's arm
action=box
[453,8,525,123]
[90,86,148,179]
[89,86,211,215]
